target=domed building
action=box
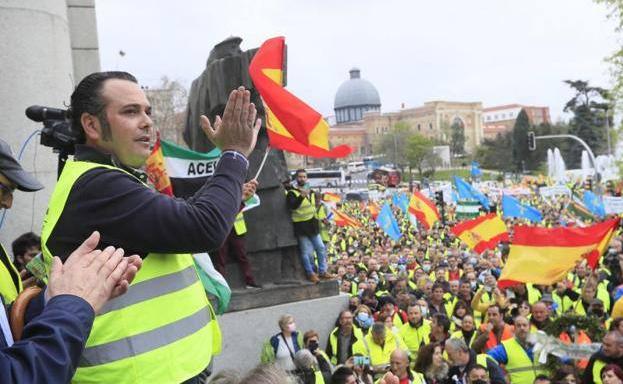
[334,68,381,124]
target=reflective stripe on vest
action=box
[593,359,606,384]
[233,212,247,235]
[0,244,21,304]
[291,190,316,222]
[40,160,219,383]
[502,338,547,384]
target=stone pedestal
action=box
[213,292,349,374]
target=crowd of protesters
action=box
[255,177,623,384]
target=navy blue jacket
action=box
[1,295,94,384]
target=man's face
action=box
[602,334,619,357]
[462,316,474,331]
[514,317,530,341]
[389,353,409,378]
[432,287,444,301]
[487,307,501,327]
[407,306,422,324]
[19,245,40,266]
[467,368,489,383]
[449,281,459,295]
[340,311,354,330]
[531,303,549,322]
[460,282,472,296]
[446,346,469,366]
[0,172,16,210]
[296,171,307,187]
[93,79,153,168]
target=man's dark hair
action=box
[11,232,40,258]
[533,374,551,383]
[70,71,138,143]
[467,364,488,376]
[331,366,355,384]
[295,169,307,176]
[432,313,451,333]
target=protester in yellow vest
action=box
[487,316,547,384]
[215,180,261,289]
[376,349,426,384]
[582,332,623,384]
[39,73,260,383]
[0,141,44,303]
[352,322,408,377]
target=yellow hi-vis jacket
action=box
[501,338,547,384]
[0,243,22,304]
[40,161,221,384]
[290,189,316,222]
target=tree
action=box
[511,109,531,172]
[406,134,438,179]
[373,121,412,171]
[450,117,466,155]
[144,76,188,145]
[563,80,611,168]
[475,132,513,171]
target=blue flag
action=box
[583,191,606,219]
[471,161,482,178]
[392,192,409,214]
[453,176,490,209]
[501,195,543,223]
[376,203,402,241]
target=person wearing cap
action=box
[36,72,260,383]
[0,138,142,383]
[0,139,45,304]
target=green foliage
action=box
[406,134,438,178]
[564,80,612,167]
[475,132,513,171]
[511,109,531,171]
[594,0,623,116]
[450,118,466,155]
[373,121,412,169]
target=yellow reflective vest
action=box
[352,330,408,370]
[592,359,606,384]
[502,338,548,384]
[0,244,22,304]
[233,212,247,235]
[399,320,431,361]
[290,189,316,222]
[40,161,221,384]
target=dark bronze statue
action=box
[184,37,303,290]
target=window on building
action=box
[417,124,421,131]
[429,123,433,130]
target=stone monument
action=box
[184,37,338,311]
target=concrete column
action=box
[0,0,74,249]
[67,0,100,83]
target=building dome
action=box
[334,68,381,124]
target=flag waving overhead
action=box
[501,195,543,223]
[450,213,508,253]
[332,209,362,228]
[408,191,440,230]
[249,36,352,158]
[453,176,490,209]
[583,191,606,219]
[498,219,619,288]
[368,201,381,220]
[376,203,402,241]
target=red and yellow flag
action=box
[323,192,341,203]
[498,219,619,288]
[332,209,362,228]
[451,213,508,254]
[408,191,440,230]
[368,201,381,220]
[145,135,173,196]
[248,36,352,158]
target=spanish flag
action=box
[249,37,352,158]
[498,219,619,288]
[323,192,341,203]
[451,213,508,253]
[408,191,440,230]
[332,209,362,228]
[145,135,173,196]
[368,201,381,220]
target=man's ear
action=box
[81,112,101,141]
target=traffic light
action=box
[434,191,444,205]
[527,132,536,151]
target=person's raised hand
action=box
[379,372,399,384]
[200,86,261,158]
[47,231,141,313]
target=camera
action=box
[353,356,370,366]
[25,105,79,155]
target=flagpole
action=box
[252,145,271,181]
